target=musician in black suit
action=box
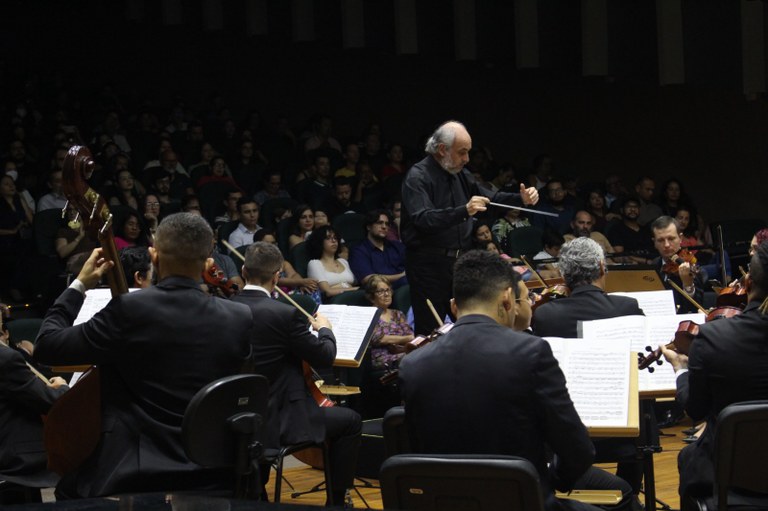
[232,241,361,506]
[533,236,645,338]
[532,237,645,497]
[34,213,253,499]
[661,241,768,506]
[399,250,634,511]
[0,309,67,491]
[650,216,706,314]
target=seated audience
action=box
[306,225,358,301]
[349,209,407,289]
[288,204,315,249]
[364,275,414,370]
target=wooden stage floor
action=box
[265,423,690,510]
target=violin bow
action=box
[520,255,549,288]
[666,279,708,315]
[222,240,316,320]
[426,299,444,327]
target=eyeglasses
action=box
[374,220,391,227]
[326,236,339,241]
[146,202,160,207]
[375,288,392,296]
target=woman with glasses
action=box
[364,275,414,370]
[306,225,358,301]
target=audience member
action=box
[227,198,262,249]
[119,246,153,288]
[364,275,413,370]
[634,176,663,226]
[288,204,315,249]
[350,209,407,289]
[306,225,358,301]
[36,169,67,212]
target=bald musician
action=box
[34,213,253,498]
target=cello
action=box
[44,145,128,475]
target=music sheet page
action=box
[609,290,676,316]
[316,304,379,364]
[544,337,631,428]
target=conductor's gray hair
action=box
[558,237,604,289]
[424,121,465,155]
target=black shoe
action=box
[682,426,697,435]
[682,435,697,444]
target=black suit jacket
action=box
[0,346,67,476]
[232,289,336,449]
[677,301,768,498]
[532,284,644,339]
[652,256,706,314]
[399,314,594,511]
[34,277,253,498]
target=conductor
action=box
[401,120,539,334]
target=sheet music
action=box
[316,304,379,364]
[580,313,705,393]
[609,290,676,316]
[73,287,139,325]
[544,337,630,428]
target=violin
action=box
[661,248,698,275]
[45,145,129,475]
[715,271,748,309]
[379,323,454,386]
[202,262,239,297]
[638,306,743,372]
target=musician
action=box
[401,120,539,335]
[118,246,153,288]
[650,216,705,314]
[232,241,361,506]
[0,305,67,490]
[660,241,768,506]
[532,237,644,497]
[399,250,633,511]
[34,213,253,498]
[533,237,644,338]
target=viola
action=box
[379,323,454,386]
[45,145,129,475]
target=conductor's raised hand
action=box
[520,183,539,205]
[310,312,333,332]
[465,195,490,216]
[76,248,115,290]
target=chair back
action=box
[7,318,43,344]
[332,213,367,245]
[714,400,768,510]
[197,181,237,225]
[289,241,310,277]
[261,197,298,231]
[329,289,369,306]
[380,453,545,511]
[392,285,411,315]
[182,374,269,469]
[383,405,410,458]
[216,220,240,253]
[33,209,65,257]
[504,226,543,259]
[276,292,318,317]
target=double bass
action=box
[44,146,128,475]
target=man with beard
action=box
[401,120,539,335]
[563,210,615,259]
[530,178,577,235]
[608,198,655,264]
[349,209,407,289]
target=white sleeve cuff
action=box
[675,368,689,378]
[68,279,87,295]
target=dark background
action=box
[1,0,766,222]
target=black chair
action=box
[382,405,410,458]
[198,181,237,225]
[329,289,369,306]
[392,284,411,315]
[262,440,333,504]
[182,374,270,500]
[6,318,43,344]
[380,453,545,511]
[332,213,367,246]
[504,226,544,259]
[261,197,298,231]
[288,241,310,277]
[692,400,768,511]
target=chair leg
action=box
[273,452,285,503]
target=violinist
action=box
[231,241,361,507]
[531,237,645,499]
[651,216,706,314]
[399,251,633,511]
[658,241,768,505]
[33,213,253,499]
